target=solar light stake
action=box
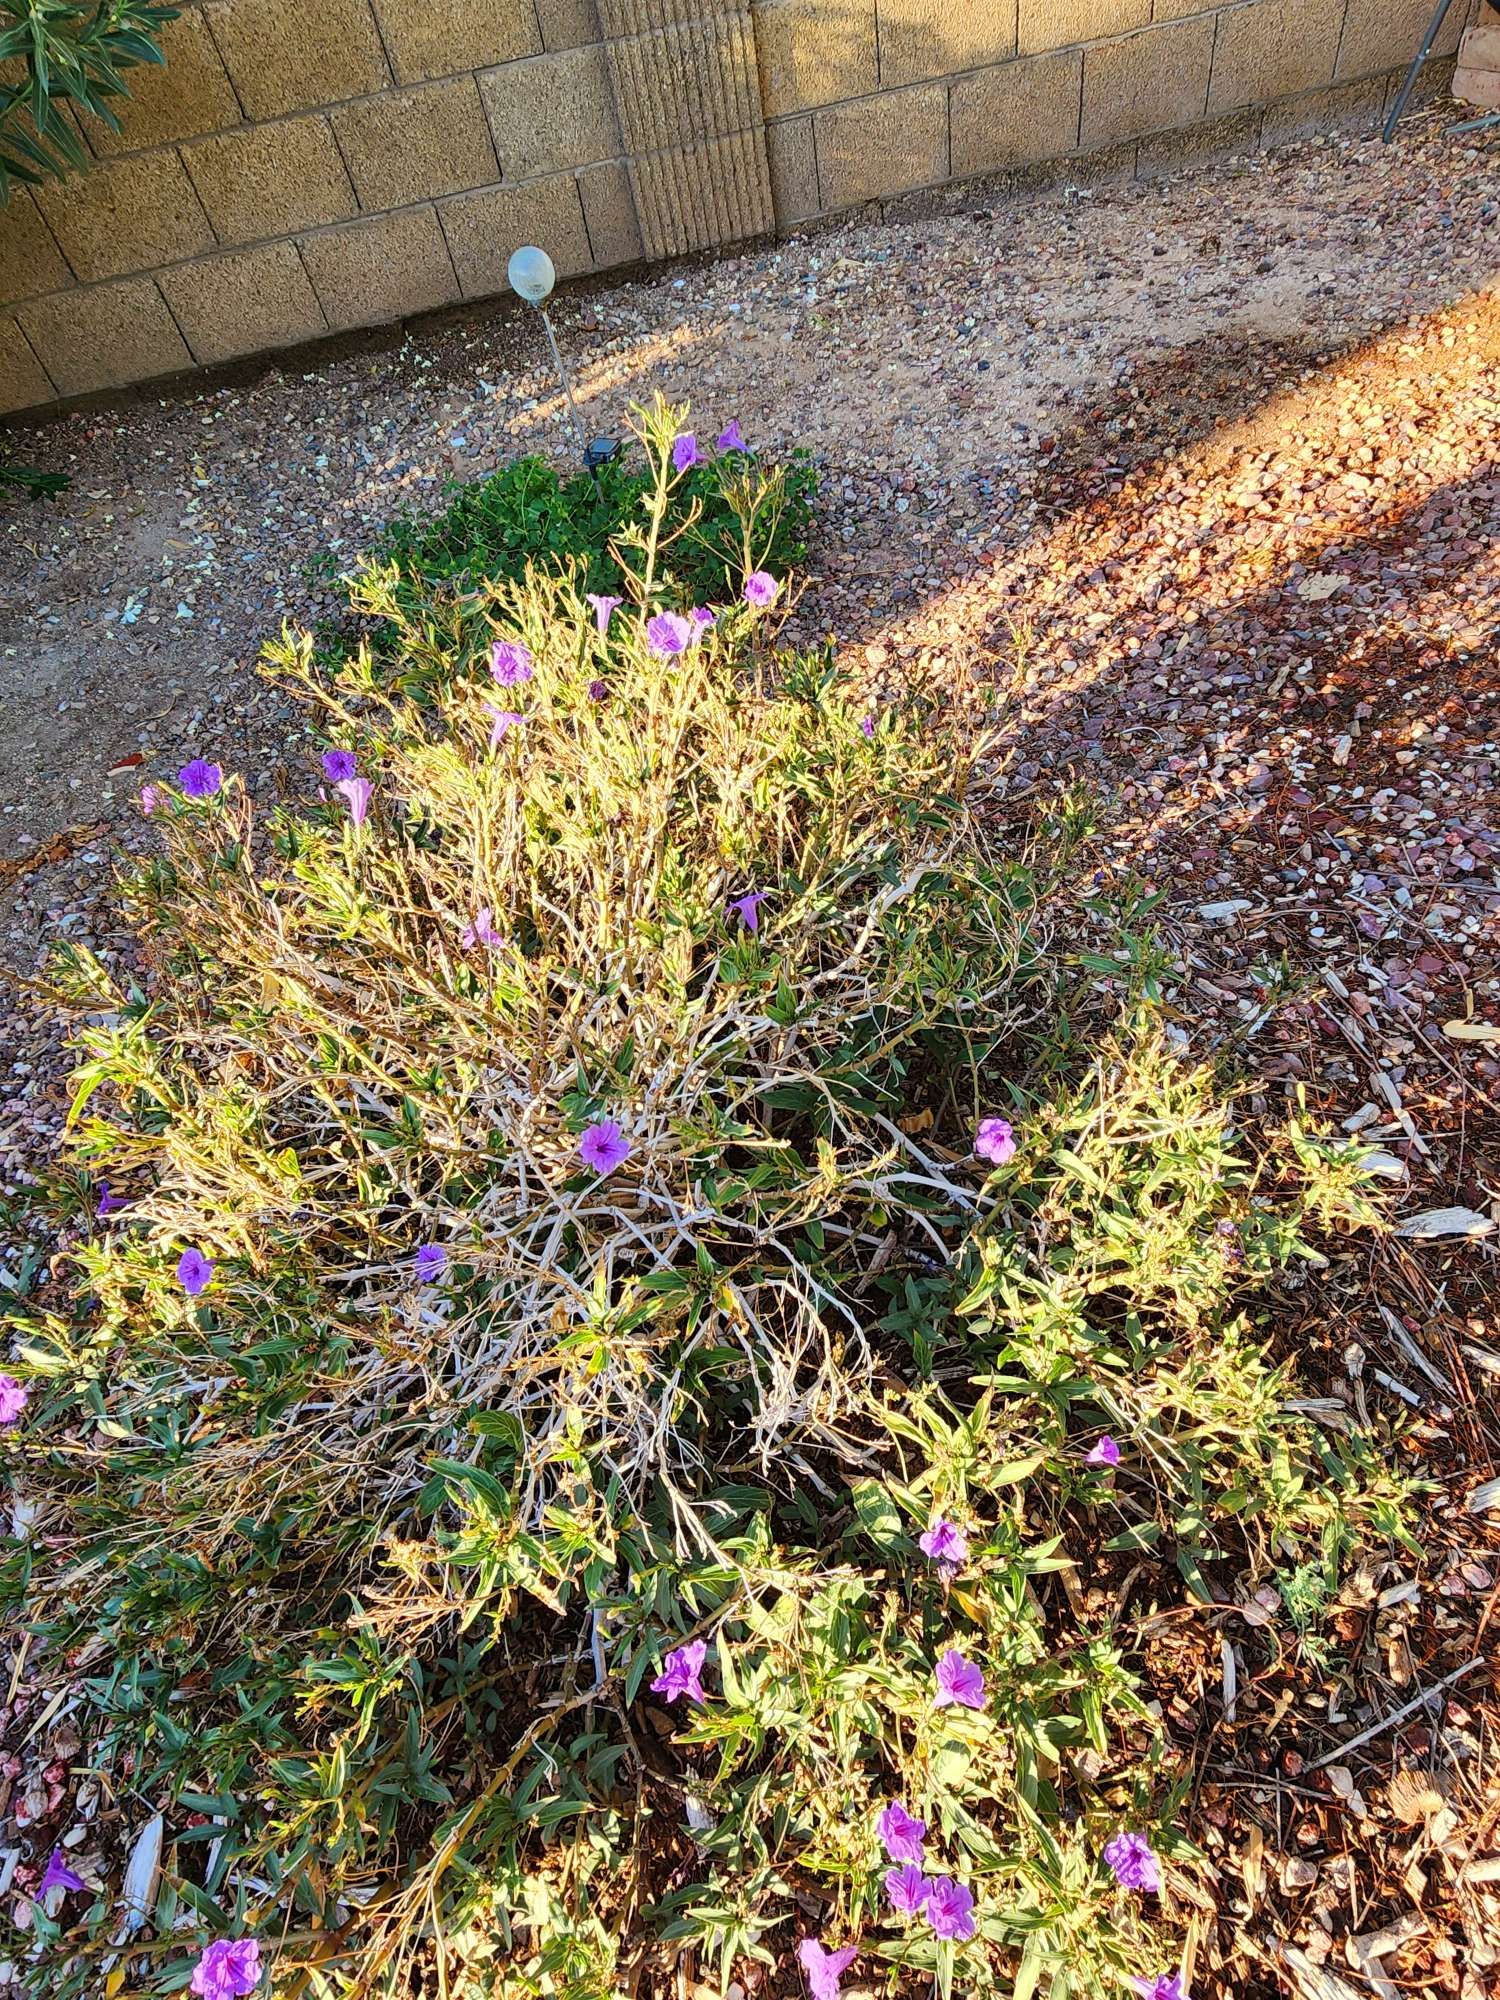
[506,244,588,458]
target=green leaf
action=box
[848,1477,905,1554]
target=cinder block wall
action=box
[0,0,1471,414]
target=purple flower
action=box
[884,1863,930,1917]
[189,1937,262,2000]
[579,1119,631,1176]
[876,1801,926,1865]
[690,605,716,630]
[335,776,373,826]
[178,759,222,799]
[587,592,622,634]
[486,705,525,746]
[176,1247,214,1297]
[646,611,694,657]
[490,639,535,686]
[925,1876,976,1943]
[1086,1435,1121,1468]
[918,1518,968,1572]
[671,432,700,472]
[588,678,609,703]
[1103,1830,1161,1895]
[0,1375,28,1425]
[96,1182,127,1218]
[743,570,779,608]
[651,1637,707,1704]
[932,1648,985,1712]
[797,1939,856,2000]
[717,419,746,452]
[1133,1977,1188,2000]
[729,890,765,934]
[413,1242,447,1283]
[860,715,876,739]
[139,783,159,816]
[321,749,357,783]
[39,1850,86,1898]
[974,1116,1015,1166]
[459,907,504,950]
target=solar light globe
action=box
[507,245,555,305]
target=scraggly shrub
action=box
[2,402,1409,2000]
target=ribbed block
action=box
[597,0,774,257]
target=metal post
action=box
[1383,0,1458,139]
[538,306,585,456]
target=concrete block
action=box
[603,12,762,157]
[578,158,643,265]
[440,173,593,298]
[814,80,948,208]
[36,151,213,283]
[1207,0,1344,113]
[765,112,819,221]
[479,46,619,180]
[203,0,388,119]
[300,206,460,331]
[86,11,239,156]
[1136,104,1260,176]
[1338,0,1467,80]
[1080,17,1213,146]
[0,189,73,305]
[1020,0,1148,57]
[333,77,499,208]
[18,276,190,395]
[630,129,773,255]
[1150,0,1218,16]
[1260,75,1385,146]
[755,0,877,115]
[536,0,600,47]
[371,0,541,84]
[182,117,357,244]
[157,240,327,364]
[0,316,55,411]
[951,50,1083,177]
[878,0,1016,88]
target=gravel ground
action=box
[2,104,1499,1995]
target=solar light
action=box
[506,245,555,304]
[506,243,616,471]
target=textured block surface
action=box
[479,46,619,180]
[536,0,601,46]
[182,118,358,242]
[1020,0,1149,56]
[19,276,190,395]
[440,174,593,297]
[371,0,541,82]
[755,0,878,114]
[204,0,389,119]
[1080,17,1213,146]
[37,152,213,283]
[87,10,239,155]
[0,191,73,306]
[579,158,644,264]
[300,207,461,330]
[157,241,327,364]
[1136,104,1260,175]
[878,0,1017,87]
[765,113,819,221]
[1207,0,1343,113]
[1261,75,1385,145]
[0,317,55,411]
[1337,0,1467,79]
[951,50,1083,177]
[815,81,948,208]
[333,78,499,208]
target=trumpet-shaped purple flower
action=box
[932,1648,985,1712]
[717,419,746,452]
[974,1116,1015,1166]
[1086,1435,1121,1468]
[39,1850,86,1898]
[586,592,622,635]
[729,890,765,933]
[691,605,716,630]
[884,1863,930,1917]
[486,705,525,746]
[335,776,372,826]
[189,1937,262,2000]
[919,1518,968,1572]
[797,1939,856,2000]
[588,678,609,702]
[671,432,700,471]
[646,611,694,657]
[321,749,357,783]
[178,759,222,799]
[413,1243,447,1283]
[860,715,876,739]
[925,1877,976,1943]
[579,1119,631,1176]
[490,639,534,686]
[460,907,504,950]
[743,570,779,608]
[177,1247,214,1297]
[1133,1976,1188,2000]
[650,1637,707,1704]
[139,783,159,816]
[1104,1830,1161,1894]
[96,1182,127,1218]
[0,1375,28,1425]
[876,1801,926,1865]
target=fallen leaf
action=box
[1442,1018,1500,1044]
[1297,572,1344,600]
[1394,1206,1494,1240]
